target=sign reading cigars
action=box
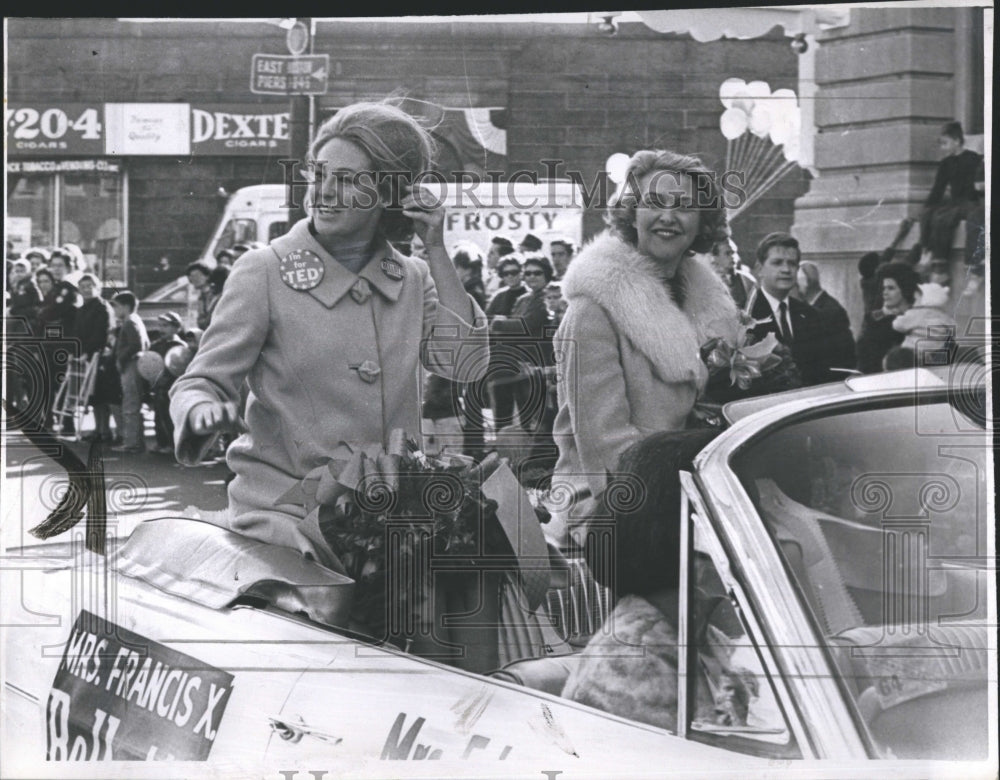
[46,610,234,761]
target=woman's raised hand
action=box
[189,400,245,436]
[401,184,445,249]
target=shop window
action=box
[61,172,124,285]
[7,175,55,247]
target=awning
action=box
[635,6,850,42]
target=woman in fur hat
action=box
[549,150,740,548]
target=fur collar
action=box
[562,231,740,384]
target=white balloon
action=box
[605,153,631,185]
[719,78,747,109]
[749,104,772,138]
[747,80,771,99]
[731,89,755,115]
[771,88,797,102]
[769,119,791,146]
[782,133,801,163]
[720,107,749,140]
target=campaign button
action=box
[380,259,404,281]
[279,249,325,291]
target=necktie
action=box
[778,301,791,343]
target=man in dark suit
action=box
[749,233,832,387]
[795,260,856,373]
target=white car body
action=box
[2,368,995,779]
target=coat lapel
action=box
[561,232,739,385]
[269,221,404,308]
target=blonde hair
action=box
[308,101,437,242]
[606,149,727,254]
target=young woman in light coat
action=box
[550,150,740,547]
[170,102,488,569]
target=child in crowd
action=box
[148,312,187,454]
[111,292,150,453]
[891,282,956,366]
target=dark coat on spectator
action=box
[114,312,149,373]
[749,293,832,386]
[856,309,905,374]
[75,297,115,357]
[807,290,857,373]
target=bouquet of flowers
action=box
[698,286,803,413]
[275,430,545,670]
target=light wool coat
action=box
[170,219,488,569]
[551,231,739,534]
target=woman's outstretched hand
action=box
[401,185,445,249]
[189,400,245,436]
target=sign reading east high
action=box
[251,54,330,96]
[46,610,234,761]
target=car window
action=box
[687,535,798,756]
[731,397,990,760]
[267,220,289,242]
[212,218,256,258]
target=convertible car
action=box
[1,367,995,779]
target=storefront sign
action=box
[105,103,190,156]
[5,104,105,156]
[46,610,234,761]
[7,159,121,173]
[190,104,290,155]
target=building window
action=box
[5,162,126,285]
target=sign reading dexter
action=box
[46,611,234,761]
[251,54,329,96]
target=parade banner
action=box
[46,611,234,761]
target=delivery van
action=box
[198,184,292,265]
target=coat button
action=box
[349,278,371,304]
[349,360,381,384]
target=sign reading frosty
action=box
[423,180,585,259]
[46,611,234,760]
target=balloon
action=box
[719,77,747,109]
[782,133,801,163]
[769,121,791,147]
[605,153,630,185]
[749,104,772,138]
[719,107,749,140]
[771,88,797,102]
[165,345,195,377]
[731,88,755,115]
[769,101,801,146]
[137,350,166,383]
[747,80,771,99]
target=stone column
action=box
[792,7,960,335]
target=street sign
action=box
[250,54,329,96]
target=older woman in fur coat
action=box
[550,150,740,547]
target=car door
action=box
[678,472,807,759]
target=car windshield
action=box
[731,395,991,761]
